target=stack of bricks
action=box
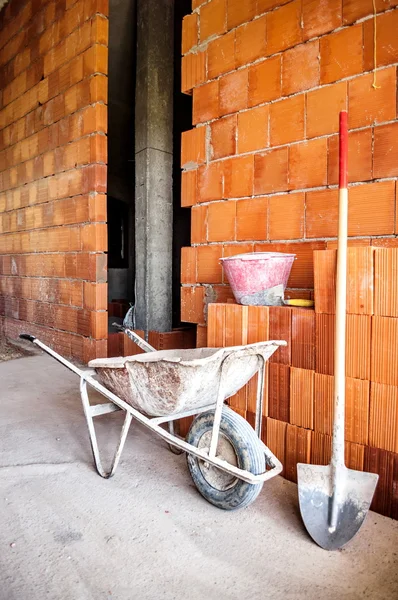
[203,246,398,520]
[0,0,109,362]
[180,0,398,342]
[107,327,197,358]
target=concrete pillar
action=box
[135,0,174,333]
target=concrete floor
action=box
[1,353,398,600]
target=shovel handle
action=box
[332,112,349,469]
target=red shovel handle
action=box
[339,111,348,189]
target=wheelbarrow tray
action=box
[89,341,285,417]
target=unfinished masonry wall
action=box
[0,0,109,361]
[180,0,398,339]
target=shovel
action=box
[297,111,378,551]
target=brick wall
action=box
[0,0,109,362]
[180,0,398,334]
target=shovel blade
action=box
[297,463,378,551]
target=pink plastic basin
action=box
[221,252,296,305]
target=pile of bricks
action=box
[108,299,130,319]
[107,327,196,358]
[0,0,109,362]
[202,247,398,520]
[180,0,398,339]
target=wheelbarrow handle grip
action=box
[19,333,36,342]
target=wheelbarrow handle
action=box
[112,323,155,353]
[19,334,36,342]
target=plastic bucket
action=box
[221,252,296,306]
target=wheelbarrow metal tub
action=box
[89,344,281,417]
[19,334,286,508]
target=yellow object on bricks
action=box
[284,299,315,308]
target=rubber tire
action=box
[186,406,265,510]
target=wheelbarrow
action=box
[19,331,286,510]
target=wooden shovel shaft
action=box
[332,112,348,470]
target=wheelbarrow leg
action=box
[254,357,266,440]
[80,378,133,479]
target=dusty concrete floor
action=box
[0,337,25,362]
[1,353,398,600]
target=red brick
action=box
[226,0,256,29]
[374,123,398,178]
[210,115,236,159]
[207,201,236,242]
[224,155,254,198]
[182,169,198,207]
[237,105,268,154]
[81,223,107,251]
[181,286,205,324]
[371,316,398,386]
[235,15,267,68]
[282,40,319,96]
[289,138,328,191]
[343,0,375,25]
[200,0,226,43]
[257,0,291,12]
[83,44,108,76]
[207,31,235,80]
[219,69,248,117]
[269,306,292,365]
[83,282,107,311]
[222,242,254,258]
[254,148,288,195]
[291,308,315,370]
[302,0,342,40]
[193,81,219,124]
[196,324,208,348]
[306,189,339,238]
[364,9,398,71]
[306,81,347,138]
[348,67,396,129]
[191,204,208,243]
[349,181,395,236]
[285,424,311,483]
[181,51,206,93]
[267,0,302,55]
[182,13,198,54]
[198,161,224,202]
[320,25,363,84]
[236,197,268,241]
[269,193,305,241]
[327,129,372,185]
[268,363,290,422]
[181,247,197,284]
[248,56,281,107]
[197,245,223,283]
[181,127,207,168]
[270,95,305,146]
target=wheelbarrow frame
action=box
[20,333,284,486]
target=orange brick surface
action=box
[236,197,267,241]
[200,0,226,42]
[248,56,281,107]
[320,25,363,84]
[267,0,302,55]
[211,115,236,160]
[282,40,319,96]
[0,0,108,361]
[270,95,305,146]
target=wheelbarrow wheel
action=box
[186,406,265,510]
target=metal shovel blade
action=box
[297,463,379,551]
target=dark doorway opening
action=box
[172,0,193,328]
[107,0,136,322]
